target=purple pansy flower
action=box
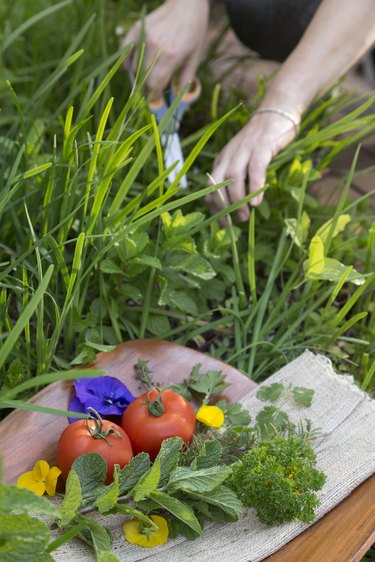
[69,376,135,423]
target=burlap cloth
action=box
[53,350,375,562]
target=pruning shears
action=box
[148,78,201,188]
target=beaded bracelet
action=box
[253,107,300,133]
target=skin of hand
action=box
[207,0,375,221]
[206,111,298,221]
[122,0,210,99]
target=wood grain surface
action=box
[0,339,373,561]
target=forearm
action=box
[262,0,375,119]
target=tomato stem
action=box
[85,407,122,444]
[145,389,165,417]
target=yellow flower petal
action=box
[17,471,46,496]
[45,466,62,496]
[123,515,169,548]
[32,460,50,482]
[196,405,225,429]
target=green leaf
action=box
[188,366,229,398]
[215,400,251,426]
[94,467,120,514]
[317,214,351,244]
[166,465,232,494]
[0,514,50,562]
[256,383,285,402]
[117,232,149,262]
[113,504,156,528]
[158,286,199,316]
[71,453,107,502]
[191,439,223,470]
[292,386,315,407]
[161,210,205,237]
[118,452,150,495]
[146,314,171,336]
[39,554,56,562]
[285,211,310,248]
[256,406,291,437]
[154,437,184,486]
[121,283,143,303]
[0,483,60,517]
[149,491,203,535]
[131,458,161,502]
[167,253,216,280]
[307,235,325,276]
[97,552,120,562]
[78,516,113,555]
[305,256,365,285]
[186,485,244,521]
[193,500,237,523]
[99,258,123,275]
[60,470,82,525]
[132,255,162,269]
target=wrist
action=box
[261,84,308,124]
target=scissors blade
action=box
[163,131,188,188]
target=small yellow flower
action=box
[196,405,224,429]
[123,515,169,548]
[17,460,61,496]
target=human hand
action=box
[122,0,209,99]
[206,110,300,222]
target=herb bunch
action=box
[228,435,326,525]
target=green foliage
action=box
[0,483,60,517]
[256,383,285,402]
[170,364,230,403]
[0,0,373,407]
[257,383,314,407]
[0,514,51,562]
[228,436,326,525]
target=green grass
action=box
[0,0,374,405]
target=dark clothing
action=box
[225,0,322,61]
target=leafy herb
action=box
[292,386,315,407]
[170,364,229,405]
[256,383,284,402]
[256,406,293,438]
[228,435,326,525]
[215,399,251,426]
[134,359,158,389]
[256,383,315,408]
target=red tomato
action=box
[57,418,133,484]
[121,388,196,459]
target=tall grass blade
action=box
[0,265,54,370]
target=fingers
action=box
[178,42,205,87]
[120,0,209,100]
[121,22,140,74]
[248,148,273,207]
[210,152,250,221]
[206,113,299,223]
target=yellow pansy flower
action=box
[196,405,224,429]
[123,515,169,548]
[17,460,61,496]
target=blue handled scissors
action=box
[148,78,201,188]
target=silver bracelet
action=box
[253,107,300,133]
